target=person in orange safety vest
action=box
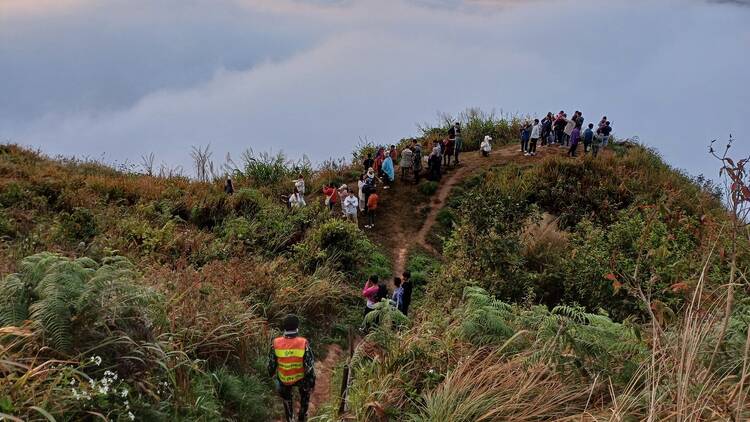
[268,314,316,422]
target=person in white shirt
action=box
[480,135,492,157]
[338,184,349,216]
[294,174,305,195]
[527,119,541,156]
[289,187,306,208]
[357,174,366,212]
[343,191,359,225]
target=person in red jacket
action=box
[322,183,338,212]
[365,191,379,229]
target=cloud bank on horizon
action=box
[1,0,749,178]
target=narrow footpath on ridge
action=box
[304,142,564,419]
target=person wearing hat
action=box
[268,314,316,422]
[480,135,492,157]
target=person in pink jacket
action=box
[362,275,380,318]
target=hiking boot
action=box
[524,152,530,156]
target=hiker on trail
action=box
[389,145,398,162]
[224,177,234,195]
[597,121,613,148]
[365,191,378,229]
[583,123,594,155]
[526,119,540,157]
[568,125,581,157]
[400,271,413,316]
[362,275,380,318]
[382,154,395,189]
[344,190,359,225]
[480,135,492,157]
[575,111,585,129]
[443,136,455,167]
[392,277,404,311]
[428,141,442,181]
[357,174,366,212]
[289,187,306,208]
[449,122,463,164]
[412,140,423,184]
[541,112,553,147]
[323,183,338,212]
[563,113,576,146]
[268,314,315,422]
[294,174,305,195]
[400,145,413,181]
[598,116,608,130]
[363,153,374,173]
[520,123,531,154]
[374,147,385,177]
[338,184,349,216]
[363,169,378,210]
[554,112,567,145]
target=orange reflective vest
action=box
[273,336,308,385]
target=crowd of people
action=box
[518,112,614,158]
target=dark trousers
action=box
[521,139,529,152]
[443,153,452,167]
[592,145,600,157]
[554,129,564,144]
[454,149,461,164]
[568,143,578,156]
[367,208,376,226]
[277,380,312,422]
[413,167,421,184]
[401,166,410,180]
[528,139,537,154]
[583,142,591,154]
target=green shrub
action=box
[0,181,29,208]
[213,368,272,421]
[191,193,229,229]
[295,219,384,277]
[59,207,98,241]
[418,181,439,196]
[231,188,265,217]
[0,207,15,237]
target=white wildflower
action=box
[70,378,76,386]
[127,411,135,421]
[120,388,129,398]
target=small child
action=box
[392,277,404,311]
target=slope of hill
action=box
[1,112,749,421]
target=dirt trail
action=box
[301,143,562,419]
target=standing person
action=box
[224,177,235,195]
[338,184,349,216]
[363,168,378,209]
[520,123,531,154]
[527,119,541,157]
[362,153,374,174]
[541,112,553,146]
[480,135,492,157]
[575,111,584,129]
[268,314,315,422]
[583,123,594,155]
[365,190,378,229]
[362,276,380,326]
[389,145,398,162]
[448,122,462,164]
[289,187,306,208]
[563,113,576,146]
[400,145,413,181]
[400,271,413,316]
[412,140,423,184]
[381,154,395,189]
[597,121,613,147]
[591,130,602,157]
[443,136,455,167]
[374,148,385,178]
[428,141,442,181]
[568,125,581,157]
[357,175,366,212]
[323,183,338,212]
[343,191,359,225]
[598,116,608,130]
[392,277,404,311]
[553,112,567,145]
[294,174,306,196]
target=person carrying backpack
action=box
[268,314,316,422]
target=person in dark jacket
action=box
[363,153,374,173]
[268,315,316,422]
[411,140,423,184]
[541,112,553,146]
[448,122,462,164]
[224,177,235,195]
[400,271,414,316]
[583,123,594,154]
[520,123,531,154]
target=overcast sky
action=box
[1,0,749,178]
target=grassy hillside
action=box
[2,111,749,421]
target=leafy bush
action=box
[230,187,265,217]
[213,368,272,421]
[0,252,158,352]
[418,181,439,196]
[0,207,15,237]
[58,207,98,241]
[190,192,230,229]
